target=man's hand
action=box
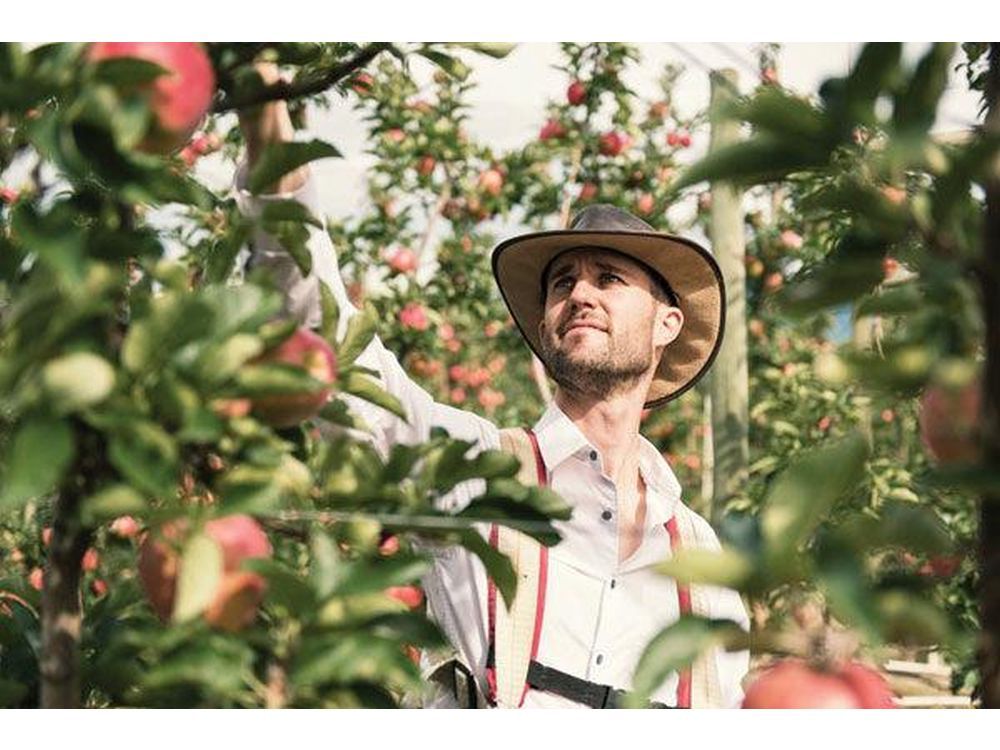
[238,62,310,195]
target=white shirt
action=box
[235,169,750,709]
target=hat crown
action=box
[569,203,654,233]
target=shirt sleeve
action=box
[232,163,502,506]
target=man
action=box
[235,73,750,709]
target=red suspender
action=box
[486,428,549,707]
[665,515,692,708]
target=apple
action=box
[448,364,468,383]
[87,43,215,154]
[250,328,338,429]
[579,182,599,201]
[779,229,804,250]
[416,155,436,177]
[90,579,109,597]
[386,585,424,609]
[399,302,430,331]
[742,659,896,708]
[919,378,981,465]
[635,193,655,215]
[110,515,141,539]
[450,387,467,404]
[478,168,504,197]
[567,80,587,106]
[0,186,18,204]
[666,132,681,147]
[477,387,506,411]
[81,548,100,572]
[599,131,625,157]
[882,256,901,280]
[138,514,272,632]
[763,271,784,292]
[350,72,374,96]
[386,246,418,274]
[384,128,406,144]
[648,100,670,119]
[761,67,779,85]
[28,568,44,591]
[539,118,567,141]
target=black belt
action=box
[526,661,672,709]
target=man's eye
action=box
[601,272,623,283]
[553,277,573,290]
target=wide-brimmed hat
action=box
[491,204,726,408]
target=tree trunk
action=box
[708,68,750,527]
[976,41,1000,710]
[39,490,90,708]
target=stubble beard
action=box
[539,322,655,400]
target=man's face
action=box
[537,247,683,399]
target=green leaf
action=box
[309,531,342,600]
[246,139,341,195]
[892,43,955,135]
[448,43,516,59]
[319,281,341,343]
[332,555,431,597]
[836,43,902,127]
[79,483,148,525]
[41,352,116,413]
[243,558,317,614]
[91,57,169,86]
[235,362,329,397]
[855,282,924,317]
[876,590,952,646]
[172,532,223,623]
[415,49,470,80]
[459,530,517,608]
[673,136,826,191]
[107,422,179,499]
[625,616,747,708]
[655,548,754,589]
[0,418,74,511]
[761,432,869,554]
[341,371,406,421]
[338,306,378,367]
[318,399,371,432]
[734,87,828,143]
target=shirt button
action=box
[610,579,617,589]
[601,509,612,521]
[589,450,598,461]
[596,654,604,665]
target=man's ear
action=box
[654,303,684,349]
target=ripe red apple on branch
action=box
[249,328,338,429]
[742,658,896,708]
[138,514,272,632]
[919,378,982,465]
[87,42,215,154]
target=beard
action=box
[539,319,655,400]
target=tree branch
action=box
[213,43,395,113]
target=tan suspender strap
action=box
[671,506,724,709]
[488,428,549,708]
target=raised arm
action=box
[233,65,500,467]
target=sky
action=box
[195,43,983,222]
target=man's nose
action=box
[567,277,599,307]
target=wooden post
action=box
[707,68,749,527]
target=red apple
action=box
[399,302,430,331]
[416,155,436,177]
[539,119,567,141]
[138,514,272,631]
[0,186,18,204]
[386,246,418,274]
[82,548,100,572]
[761,67,779,85]
[87,43,215,154]
[478,168,504,197]
[635,193,655,215]
[920,378,981,465]
[567,80,587,106]
[350,72,374,96]
[110,515,141,539]
[386,585,424,609]
[742,659,895,708]
[579,182,599,202]
[599,131,625,156]
[250,328,338,429]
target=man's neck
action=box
[553,385,647,486]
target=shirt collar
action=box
[531,400,682,528]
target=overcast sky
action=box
[199,43,982,222]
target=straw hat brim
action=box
[491,229,726,408]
